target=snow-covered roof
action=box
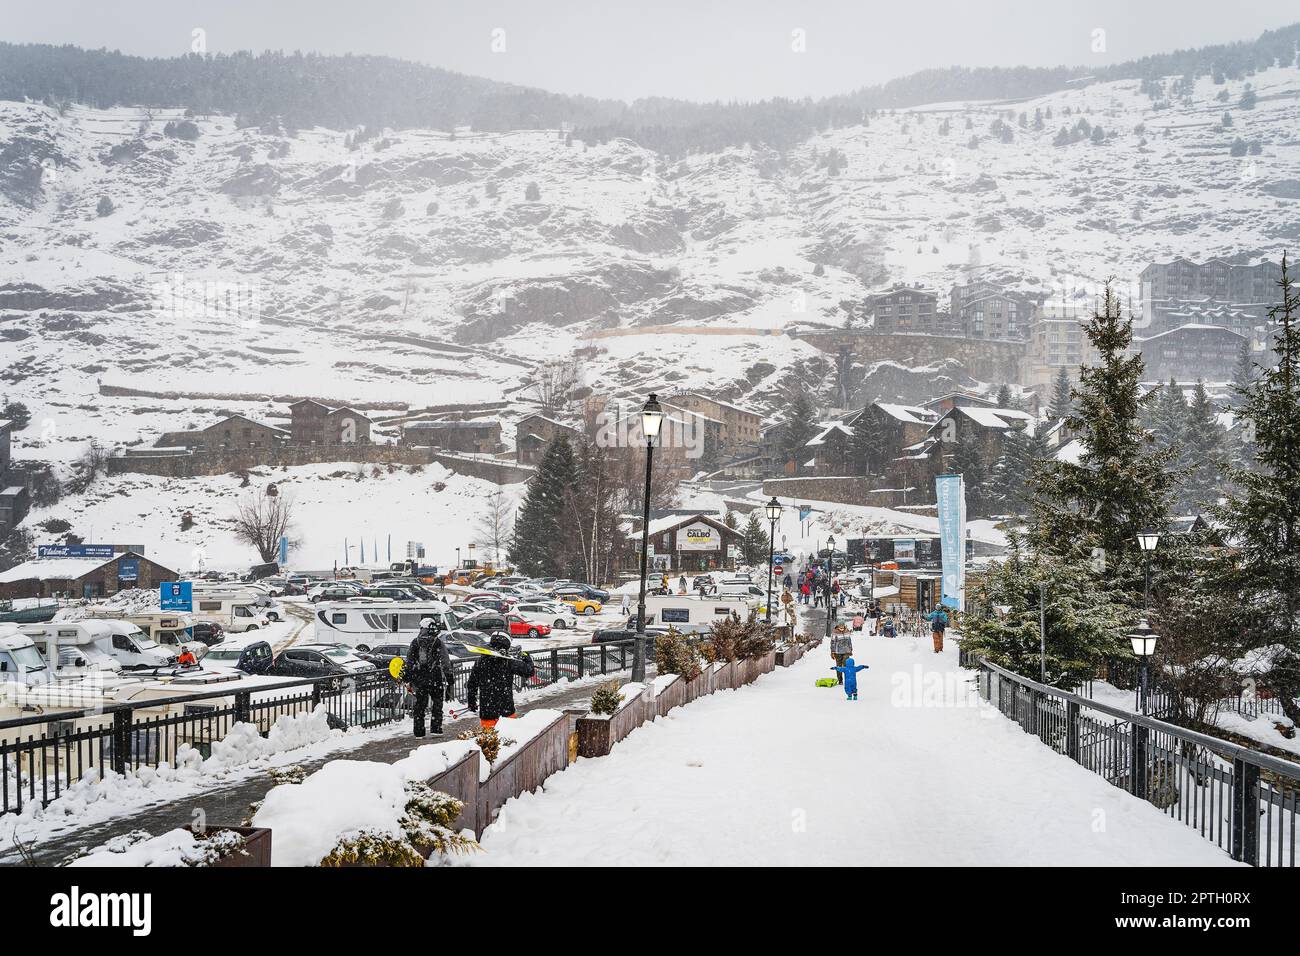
[1135,323,1246,343]
[874,403,936,426]
[0,419,11,430]
[672,393,761,418]
[625,513,731,541]
[949,406,1037,430]
[1055,437,1085,464]
[0,556,115,583]
[806,422,854,446]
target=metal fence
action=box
[0,636,653,817]
[973,658,1300,867]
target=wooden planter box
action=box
[575,686,652,759]
[475,712,573,836]
[682,669,712,703]
[425,749,482,836]
[713,660,736,691]
[654,675,686,718]
[209,826,272,867]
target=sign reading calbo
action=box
[676,521,721,552]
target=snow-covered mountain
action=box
[2,60,1298,570]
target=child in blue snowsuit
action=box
[833,656,868,700]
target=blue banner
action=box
[38,544,117,559]
[278,535,289,565]
[799,505,811,522]
[160,582,193,611]
[935,474,966,610]
[117,557,139,582]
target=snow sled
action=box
[814,678,839,688]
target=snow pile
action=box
[54,588,167,621]
[68,826,248,867]
[203,707,335,770]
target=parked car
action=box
[201,637,274,674]
[513,600,578,630]
[187,621,225,646]
[354,640,412,668]
[466,596,513,614]
[503,612,552,639]
[309,584,362,603]
[556,593,603,615]
[456,610,550,639]
[270,643,374,679]
[553,583,611,603]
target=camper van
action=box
[190,591,271,633]
[0,627,48,687]
[313,600,457,651]
[84,608,206,658]
[20,619,174,672]
[192,585,286,623]
[639,593,762,632]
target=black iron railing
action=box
[0,635,653,817]
[970,656,1300,867]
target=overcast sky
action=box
[2,0,1295,103]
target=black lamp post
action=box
[1129,619,1157,715]
[632,393,664,683]
[764,497,781,624]
[823,534,836,639]
[1136,530,1160,610]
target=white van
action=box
[85,609,206,658]
[312,600,457,651]
[191,592,270,633]
[641,594,760,632]
[192,585,286,623]
[21,620,173,671]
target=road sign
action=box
[160,582,193,611]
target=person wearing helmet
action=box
[465,633,536,729]
[399,617,453,737]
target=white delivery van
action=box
[640,594,760,632]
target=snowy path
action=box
[475,635,1239,866]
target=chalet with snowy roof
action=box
[804,421,856,474]
[515,413,580,465]
[289,400,373,445]
[403,418,502,455]
[154,414,290,454]
[623,513,744,574]
[1135,324,1245,383]
[0,549,176,600]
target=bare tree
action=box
[533,360,579,417]
[232,489,298,563]
[474,487,512,565]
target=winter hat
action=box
[490,634,511,652]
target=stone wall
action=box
[109,443,437,478]
[430,453,535,485]
[762,476,931,509]
[791,329,1025,385]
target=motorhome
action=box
[192,584,287,622]
[20,619,174,672]
[312,600,457,650]
[639,593,762,632]
[0,626,48,688]
[189,591,271,633]
[83,608,206,658]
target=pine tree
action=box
[1214,255,1300,723]
[1179,382,1227,513]
[993,420,1051,516]
[779,390,817,472]
[847,407,885,475]
[508,436,579,577]
[1231,336,1257,405]
[1049,367,1074,420]
[740,511,770,565]
[1030,284,1175,564]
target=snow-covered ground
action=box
[472,634,1238,866]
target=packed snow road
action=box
[473,633,1238,866]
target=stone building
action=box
[155,414,289,453]
[515,414,580,465]
[403,419,502,455]
[1134,324,1246,383]
[289,400,372,445]
[950,280,1038,340]
[0,549,176,600]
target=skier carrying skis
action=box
[465,634,536,729]
[833,656,869,701]
[400,617,454,738]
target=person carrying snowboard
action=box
[928,606,950,654]
[400,617,454,738]
[833,655,869,701]
[829,630,854,684]
[465,634,536,729]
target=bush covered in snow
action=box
[66,827,248,867]
[589,682,625,715]
[701,615,775,663]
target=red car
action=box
[505,613,551,639]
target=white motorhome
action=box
[0,627,49,688]
[20,619,174,672]
[83,609,206,658]
[640,593,762,632]
[190,591,270,633]
[312,600,457,650]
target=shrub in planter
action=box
[654,629,702,680]
[703,615,774,662]
[62,827,252,867]
[320,782,478,866]
[457,726,514,764]
[589,682,625,716]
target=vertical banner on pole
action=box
[935,473,966,611]
[278,535,288,566]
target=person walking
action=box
[800,579,811,605]
[465,634,536,729]
[928,605,950,654]
[678,573,687,594]
[833,655,869,701]
[783,572,793,590]
[882,612,896,639]
[829,629,853,684]
[400,617,454,738]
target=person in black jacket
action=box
[465,634,535,729]
[400,617,454,737]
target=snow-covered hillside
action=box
[2,63,1297,566]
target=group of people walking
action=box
[826,603,952,701]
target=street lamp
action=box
[1129,619,1157,714]
[632,393,664,683]
[1136,530,1160,610]
[764,497,781,624]
[823,534,837,639]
